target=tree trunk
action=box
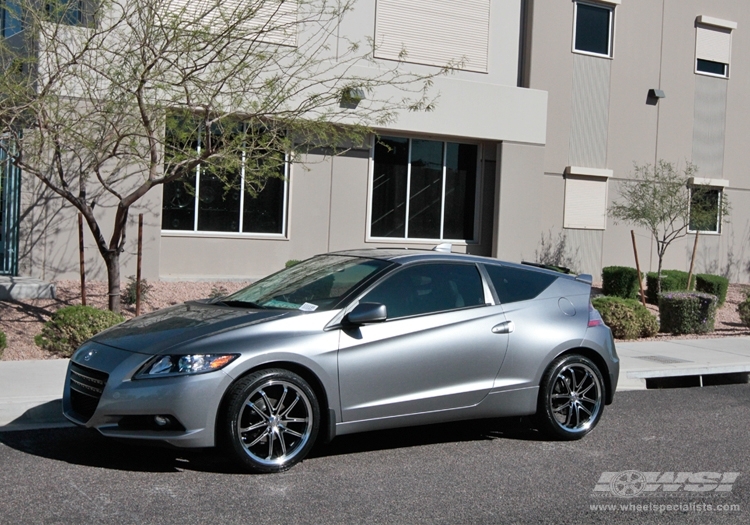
[105,252,121,313]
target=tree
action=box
[0,0,443,311]
[609,160,729,293]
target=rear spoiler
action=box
[575,274,593,285]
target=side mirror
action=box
[344,302,387,326]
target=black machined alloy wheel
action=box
[223,369,320,473]
[537,355,604,440]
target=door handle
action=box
[492,320,515,334]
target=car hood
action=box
[91,301,298,354]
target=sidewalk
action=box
[1,337,750,431]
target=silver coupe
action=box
[63,248,619,473]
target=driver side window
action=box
[360,263,485,319]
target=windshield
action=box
[224,255,390,311]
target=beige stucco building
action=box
[2,0,749,284]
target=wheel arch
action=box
[557,347,613,404]
[215,361,334,447]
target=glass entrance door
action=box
[0,141,20,275]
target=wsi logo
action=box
[593,471,741,498]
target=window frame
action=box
[366,135,482,245]
[572,0,616,59]
[161,131,291,239]
[687,184,725,235]
[694,20,735,79]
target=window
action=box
[563,166,611,230]
[161,125,288,236]
[2,1,22,38]
[360,263,485,319]
[483,265,557,304]
[46,0,81,25]
[695,17,736,78]
[573,1,615,57]
[370,136,478,241]
[688,178,728,234]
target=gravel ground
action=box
[1,280,749,361]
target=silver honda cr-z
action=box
[63,248,619,473]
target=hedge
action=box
[658,291,717,335]
[601,266,641,300]
[0,329,6,357]
[591,296,659,339]
[739,296,750,328]
[646,270,690,304]
[35,305,124,357]
[695,274,729,306]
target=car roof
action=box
[328,248,577,281]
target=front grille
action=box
[68,362,109,422]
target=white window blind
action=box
[167,0,298,46]
[563,168,611,230]
[696,26,732,65]
[374,0,490,72]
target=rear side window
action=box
[484,265,557,304]
[361,263,485,319]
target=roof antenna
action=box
[433,243,452,253]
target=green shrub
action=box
[695,274,729,306]
[123,276,153,305]
[285,259,301,268]
[658,292,717,335]
[602,266,641,299]
[210,285,229,298]
[739,296,750,328]
[0,329,6,356]
[646,270,690,304]
[592,296,659,339]
[34,305,124,357]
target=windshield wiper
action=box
[214,299,266,309]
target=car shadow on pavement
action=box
[0,416,544,474]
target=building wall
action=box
[527,0,750,282]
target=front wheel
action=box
[536,355,605,440]
[222,369,320,473]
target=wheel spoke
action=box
[283,417,308,424]
[553,400,571,412]
[278,430,287,456]
[551,393,571,400]
[280,395,300,417]
[579,404,592,417]
[259,390,275,415]
[282,427,303,438]
[275,387,288,414]
[267,429,275,460]
[240,420,267,433]
[248,401,269,420]
[246,428,270,448]
[578,381,594,397]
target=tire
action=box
[222,369,320,473]
[536,354,605,440]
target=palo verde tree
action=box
[0,0,444,312]
[609,160,729,293]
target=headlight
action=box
[135,354,239,379]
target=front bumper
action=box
[62,342,233,448]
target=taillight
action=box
[588,302,603,327]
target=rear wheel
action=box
[537,355,604,440]
[222,369,320,473]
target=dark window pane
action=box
[484,264,557,304]
[690,188,720,232]
[243,175,285,234]
[197,169,241,232]
[371,137,409,237]
[696,59,728,76]
[443,143,477,240]
[361,263,484,319]
[575,3,611,55]
[408,139,443,239]
[161,176,196,230]
[2,2,22,38]
[46,0,80,25]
